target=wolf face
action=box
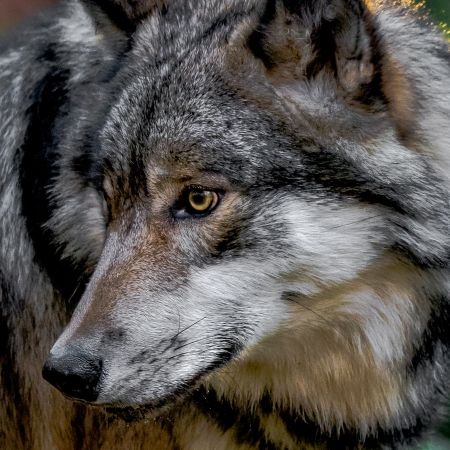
[41,0,450,440]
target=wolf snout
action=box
[42,349,102,402]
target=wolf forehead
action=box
[100,54,291,177]
[95,1,387,193]
[99,75,301,201]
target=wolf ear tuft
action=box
[248,0,381,104]
[81,0,164,33]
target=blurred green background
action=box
[0,0,448,448]
[425,0,450,38]
[426,0,449,22]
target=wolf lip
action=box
[101,344,242,419]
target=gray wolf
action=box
[1,0,449,449]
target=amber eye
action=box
[186,190,220,214]
[172,187,222,219]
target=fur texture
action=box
[1,0,449,449]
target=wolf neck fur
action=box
[170,254,450,448]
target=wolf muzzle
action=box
[42,349,103,402]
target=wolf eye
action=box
[174,188,221,218]
[188,190,219,213]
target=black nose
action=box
[42,350,102,402]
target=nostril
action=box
[42,352,102,402]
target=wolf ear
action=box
[81,0,163,33]
[248,0,381,104]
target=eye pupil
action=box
[190,192,207,207]
[187,190,219,214]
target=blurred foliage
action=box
[425,0,450,22]
[420,0,450,38]
[440,416,450,440]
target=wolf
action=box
[1,0,449,449]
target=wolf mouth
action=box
[102,341,243,421]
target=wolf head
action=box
[43,0,449,432]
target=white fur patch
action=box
[279,196,387,284]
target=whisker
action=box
[287,295,348,342]
[174,336,212,351]
[328,215,382,230]
[169,316,208,343]
[165,350,203,363]
[66,281,83,306]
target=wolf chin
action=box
[1,0,449,448]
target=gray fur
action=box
[1,0,449,449]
